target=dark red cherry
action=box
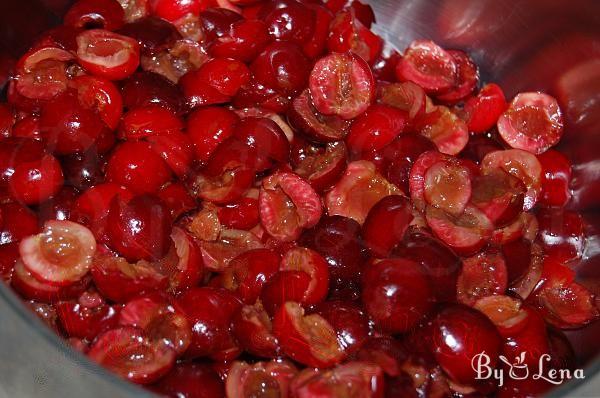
[299,215,365,283]
[429,304,502,385]
[362,258,433,333]
[106,194,172,262]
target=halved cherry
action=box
[423,158,472,216]
[64,0,125,31]
[393,230,461,303]
[233,117,290,172]
[362,258,433,333]
[497,92,564,154]
[9,154,64,205]
[221,248,281,304]
[287,89,351,143]
[395,40,457,94]
[346,104,408,157]
[326,9,383,65]
[501,306,550,367]
[106,194,172,262]
[313,301,370,356]
[474,295,528,337]
[326,160,401,225]
[151,362,224,398]
[184,204,225,242]
[20,220,96,286]
[258,0,315,45]
[537,149,572,208]
[145,131,193,178]
[70,75,123,130]
[362,195,413,257]
[71,183,133,243]
[481,149,542,210]
[409,150,451,211]
[508,243,544,301]
[530,258,599,329]
[161,226,203,292]
[90,254,168,302]
[226,360,298,398]
[371,50,401,82]
[157,182,196,219]
[290,361,384,398]
[298,215,364,284]
[189,166,254,206]
[429,304,502,385]
[11,260,90,303]
[463,83,507,133]
[436,50,478,103]
[14,46,73,101]
[118,105,182,141]
[187,106,239,164]
[425,205,493,256]
[209,19,270,62]
[106,141,172,195]
[457,250,508,306]
[260,270,312,315]
[355,336,406,377]
[56,289,120,340]
[291,139,348,193]
[140,38,207,83]
[309,52,375,120]
[259,172,322,242]
[302,3,333,59]
[280,247,329,306]
[177,287,242,359]
[88,326,176,384]
[180,57,250,108]
[0,202,39,245]
[76,29,141,80]
[537,208,584,264]
[218,197,259,230]
[490,212,538,245]
[414,105,468,155]
[198,229,264,272]
[471,169,525,227]
[273,301,344,368]
[203,136,259,177]
[119,292,190,355]
[377,81,427,121]
[231,302,280,358]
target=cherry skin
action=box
[537,149,572,207]
[176,287,242,360]
[312,300,370,356]
[121,71,185,115]
[151,362,225,398]
[106,141,172,194]
[258,0,316,45]
[9,155,64,205]
[251,41,311,96]
[61,149,106,191]
[106,194,172,262]
[187,106,239,164]
[39,91,104,155]
[299,215,365,283]
[429,304,502,385]
[362,258,433,333]
[64,0,125,31]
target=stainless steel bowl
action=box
[0,0,598,396]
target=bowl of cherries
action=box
[0,0,598,397]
